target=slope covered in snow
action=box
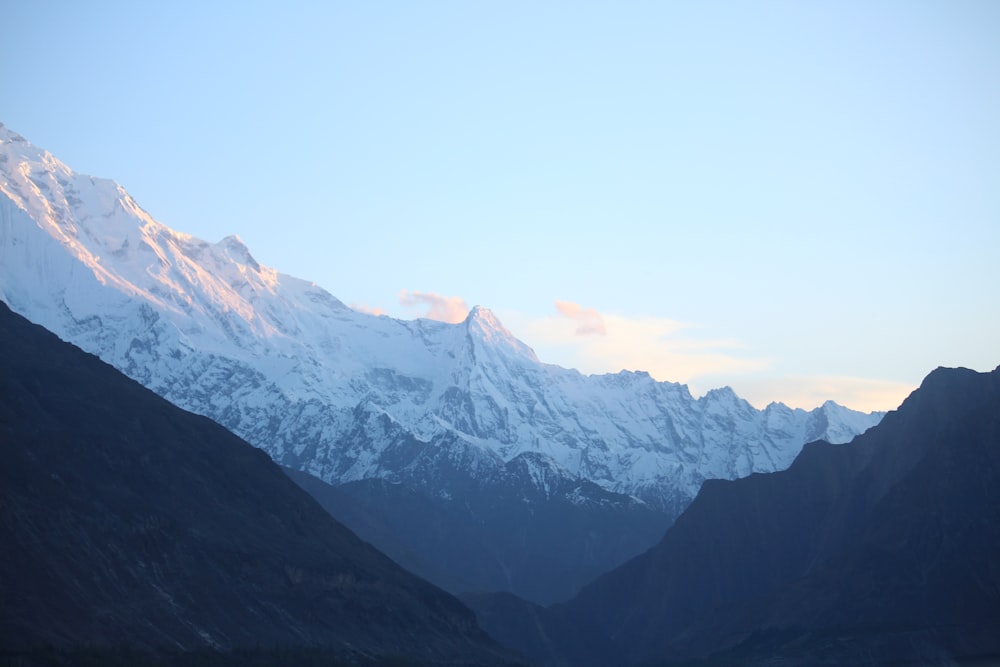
[0,122,883,512]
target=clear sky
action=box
[4,1,999,411]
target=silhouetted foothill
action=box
[0,301,519,666]
[469,365,1000,666]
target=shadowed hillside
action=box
[0,301,519,666]
[468,366,1000,666]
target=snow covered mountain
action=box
[0,123,884,601]
[0,122,881,508]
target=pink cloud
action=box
[554,300,607,336]
[399,290,469,323]
[350,303,387,316]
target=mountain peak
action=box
[217,234,261,271]
[0,122,27,143]
[919,365,983,389]
[463,305,539,362]
[702,385,743,406]
[892,366,1000,423]
[1,124,887,593]
[0,123,59,171]
[465,304,500,327]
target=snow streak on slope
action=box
[0,123,883,509]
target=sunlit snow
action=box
[0,123,884,506]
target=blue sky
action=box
[4,1,999,411]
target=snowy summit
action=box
[0,122,883,514]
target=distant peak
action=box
[465,305,499,326]
[904,366,994,409]
[0,122,27,142]
[463,305,508,336]
[596,370,655,388]
[921,365,981,385]
[462,305,539,362]
[217,234,261,271]
[705,386,739,401]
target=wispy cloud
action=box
[506,303,769,390]
[501,302,914,412]
[554,300,607,335]
[350,302,387,316]
[399,290,469,323]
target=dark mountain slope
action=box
[283,469,495,597]
[285,461,672,605]
[0,301,517,665]
[472,366,1000,666]
[703,389,1000,665]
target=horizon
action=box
[3,3,998,412]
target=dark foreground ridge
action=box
[469,365,1000,666]
[0,301,519,666]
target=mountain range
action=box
[0,122,881,603]
[0,299,517,665]
[5,293,996,666]
[2,122,997,666]
[467,365,1000,666]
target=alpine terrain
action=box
[0,300,518,666]
[0,123,882,603]
[469,365,1000,666]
